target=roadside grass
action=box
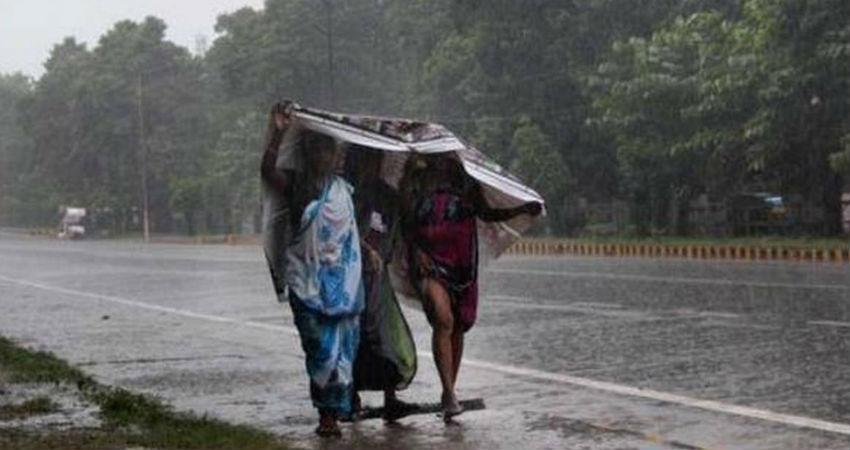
[95,388,285,449]
[0,336,291,450]
[0,397,59,421]
[0,429,130,450]
[0,336,93,386]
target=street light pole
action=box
[136,74,151,243]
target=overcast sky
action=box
[1,0,266,78]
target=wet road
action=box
[2,233,850,449]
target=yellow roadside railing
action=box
[505,239,850,263]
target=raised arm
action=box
[260,105,292,194]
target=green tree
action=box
[512,117,575,233]
[593,0,850,235]
[18,18,211,233]
[168,176,204,235]
[593,12,756,234]
[739,0,850,233]
[207,0,453,115]
[15,38,93,226]
[203,111,265,234]
[9,0,848,238]
[0,73,36,225]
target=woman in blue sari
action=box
[262,111,363,437]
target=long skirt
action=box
[289,293,360,415]
[354,263,417,392]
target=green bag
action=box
[354,259,417,391]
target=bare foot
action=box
[315,411,341,438]
[441,391,463,422]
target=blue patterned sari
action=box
[285,176,363,414]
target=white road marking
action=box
[458,358,850,436]
[662,309,742,319]
[571,301,624,310]
[0,275,298,336]
[809,320,850,329]
[488,295,743,321]
[693,311,741,319]
[486,296,633,316]
[2,274,850,437]
[488,268,850,291]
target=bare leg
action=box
[451,325,464,387]
[384,388,396,404]
[423,279,462,418]
[352,391,361,412]
[423,279,456,400]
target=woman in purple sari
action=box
[402,155,541,420]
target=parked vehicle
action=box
[58,207,86,239]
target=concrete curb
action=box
[505,239,850,263]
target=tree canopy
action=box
[2,0,849,236]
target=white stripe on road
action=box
[491,297,625,311]
[487,297,627,315]
[0,275,299,336]
[488,295,743,321]
[458,358,850,436]
[488,268,850,291]
[808,320,850,329]
[2,274,850,436]
[486,295,641,318]
[571,301,624,310]
[693,311,741,319]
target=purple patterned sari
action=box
[410,188,479,332]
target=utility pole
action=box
[136,74,151,243]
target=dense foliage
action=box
[1,0,848,236]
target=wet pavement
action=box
[1,233,850,449]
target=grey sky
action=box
[1,0,265,78]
